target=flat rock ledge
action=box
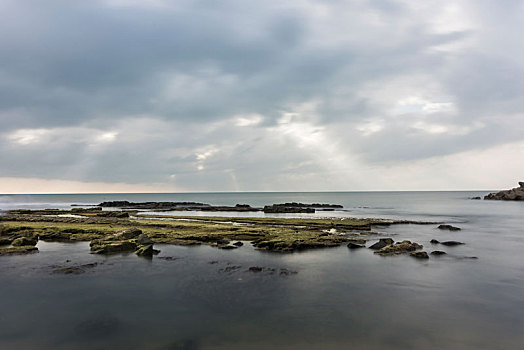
[484,182,524,201]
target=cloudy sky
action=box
[1,0,523,193]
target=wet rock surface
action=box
[410,251,429,259]
[369,238,394,250]
[374,240,423,256]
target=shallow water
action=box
[1,192,524,349]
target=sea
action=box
[1,191,523,350]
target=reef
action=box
[484,182,524,201]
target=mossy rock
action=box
[0,246,38,255]
[12,236,38,247]
[375,240,423,256]
[90,240,137,254]
[0,237,13,246]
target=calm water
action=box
[1,192,524,349]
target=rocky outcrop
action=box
[90,229,159,255]
[0,246,38,255]
[12,236,38,246]
[368,238,394,250]
[440,241,465,246]
[263,202,343,213]
[438,224,461,231]
[347,242,365,249]
[410,251,429,259]
[484,182,524,201]
[374,240,423,256]
[431,250,447,255]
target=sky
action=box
[1,0,523,193]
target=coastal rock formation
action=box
[369,238,394,250]
[374,240,423,256]
[12,236,38,246]
[410,251,429,259]
[440,241,465,246]
[431,250,447,255]
[347,242,365,249]
[0,246,39,255]
[263,202,343,214]
[438,224,461,231]
[484,182,524,201]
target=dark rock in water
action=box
[430,239,440,244]
[470,197,481,200]
[431,250,447,256]
[136,233,153,245]
[369,238,394,250]
[438,224,461,231]
[233,241,243,247]
[484,182,524,201]
[136,244,155,257]
[0,246,38,255]
[375,240,423,256]
[71,207,102,212]
[216,239,230,245]
[347,242,365,249]
[52,263,98,275]
[248,266,263,272]
[218,244,238,250]
[279,268,298,276]
[441,241,465,246]
[263,205,315,213]
[218,265,242,273]
[410,251,429,259]
[12,236,38,246]
[96,211,129,218]
[90,240,137,254]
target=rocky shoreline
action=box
[484,182,524,201]
[0,207,471,261]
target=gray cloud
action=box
[1,0,523,190]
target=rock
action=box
[368,238,394,250]
[135,244,155,257]
[263,205,315,213]
[438,224,461,231]
[216,239,230,245]
[470,197,481,200]
[431,250,447,255]
[52,263,98,275]
[113,228,142,240]
[218,245,238,250]
[248,266,263,272]
[484,182,524,201]
[0,237,13,246]
[12,236,38,247]
[136,234,153,245]
[279,268,298,276]
[233,241,243,247]
[430,239,440,244]
[347,242,365,249]
[410,251,429,259]
[0,246,38,255]
[96,211,130,218]
[375,240,423,256]
[441,241,465,246]
[90,240,137,254]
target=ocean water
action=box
[1,192,524,349]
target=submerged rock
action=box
[347,242,365,249]
[441,241,465,246]
[430,239,440,244]
[431,250,447,255]
[438,224,461,231]
[368,238,394,250]
[374,240,423,256]
[410,251,429,259]
[248,266,263,272]
[52,263,98,275]
[233,241,244,247]
[484,182,524,201]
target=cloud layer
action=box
[1,0,523,192]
